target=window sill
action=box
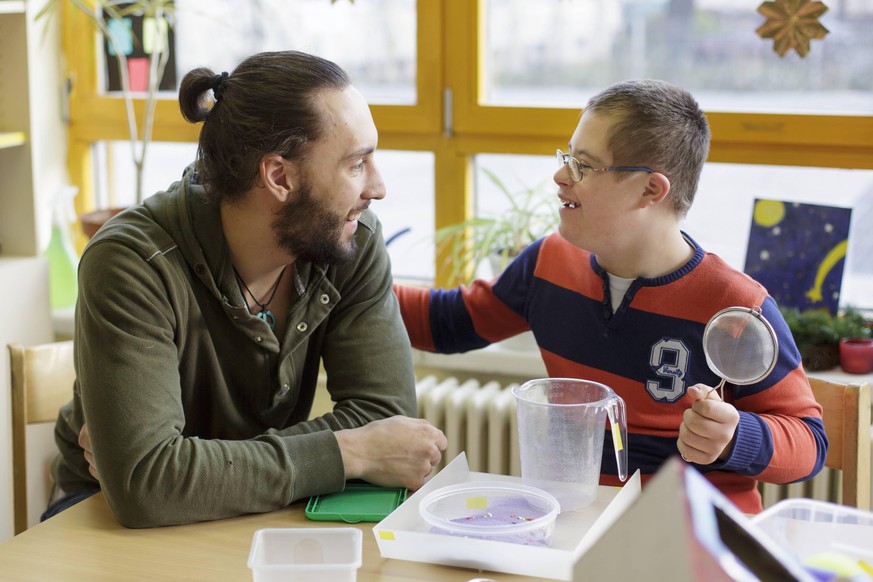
[53,307,871,387]
[412,342,873,387]
[412,341,547,380]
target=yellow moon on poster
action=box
[753,200,785,228]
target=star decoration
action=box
[756,0,829,57]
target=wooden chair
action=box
[8,341,75,534]
[809,378,871,510]
[758,378,871,511]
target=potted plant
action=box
[839,336,873,374]
[434,168,559,287]
[780,306,872,372]
[833,309,873,374]
[432,168,558,351]
[38,0,176,237]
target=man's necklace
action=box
[233,266,287,330]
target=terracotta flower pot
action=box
[80,207,126,239]
[839,338,873,374]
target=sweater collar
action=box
[590,231,705,287]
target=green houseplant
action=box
[780,306,872,371]
[435,168,559,286]
[38,0,175,235]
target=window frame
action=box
[63,0,873,286]
[448,1,873,168]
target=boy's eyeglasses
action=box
[556,149,654,183]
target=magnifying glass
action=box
[702,306,779,400]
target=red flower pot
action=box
[839,338,873,374]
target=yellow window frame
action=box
[63,0,873,285]
[448,1,873,168]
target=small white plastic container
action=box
[752,499,873,567]
[247,528,362,582]
[418,481,560,546]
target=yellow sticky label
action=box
[378,530,396,541]
[466,496,488,510]
[612,422,624,452]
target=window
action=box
[688,163,873,310]
[484,0,873,114]
[172,0,417,105]
[64,0,873,309]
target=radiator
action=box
[759,468,844,509]
[416,375,521,476]
[416,375,847,509]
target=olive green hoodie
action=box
[51,165,416,527]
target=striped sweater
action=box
[396,232,827,513]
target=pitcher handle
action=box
[606,396,629,482]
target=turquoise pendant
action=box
[256,310,276,330]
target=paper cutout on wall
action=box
[102,12,176,92]
[106,18,133,57]
[127,58,149,92]
[744,199,852,315]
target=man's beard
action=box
[272,180,358,265]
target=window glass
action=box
[485,0,873,114]
[377,151,435,282]
[171,0,416,104]
[95,141,197,209]
[472,154,873,310]
[473,154,559,279]
[686,163,873,311]
[98,142,434,280]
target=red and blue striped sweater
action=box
[396,232,827,514]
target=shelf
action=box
[0,1,25,15]
[0,131,26,149]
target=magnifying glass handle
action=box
[706,378,726,400]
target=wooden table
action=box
[0,493,532,581]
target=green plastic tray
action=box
[305,484,408,523]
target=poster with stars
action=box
[744,199,851,315]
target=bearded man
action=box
[48,50,446,528]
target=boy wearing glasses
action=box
[394,79,826,514]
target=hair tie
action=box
[212,72,229,102]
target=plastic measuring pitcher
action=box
[512,378,628,511]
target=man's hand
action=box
[335,416,448,490]
[78,424,100,481]
[678,384,740,465]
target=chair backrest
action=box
[8,341,75,535]
[809,377,871,510]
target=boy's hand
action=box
[678,384,739,465]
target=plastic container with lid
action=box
[418,481,560,546]
[752,499,873,578]
[247,528,362,582]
